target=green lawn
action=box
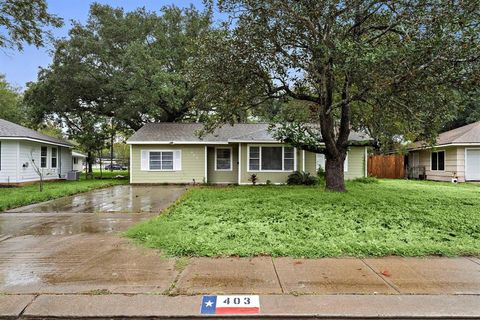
[0,171,128,212]
[126,180,480,257]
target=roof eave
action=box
[126,140,229,145]
[408,142,480,151]
[0,136,73,148]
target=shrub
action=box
[248,174,258,185]
[317,165,325,179]
[287,171,318,186]
[352,177,379,184]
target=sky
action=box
[0,0,209,90]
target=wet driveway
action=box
[6,185,186,214]
[0,185,187,294]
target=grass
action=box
[0,171,128,212]
[125,180,480,257]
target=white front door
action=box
[466,149,480,181]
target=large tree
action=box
[24,3,212,132]
[193,0,480,191]
[0,0,62,51]
[0,74,25,123]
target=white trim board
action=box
[0,137,72,148]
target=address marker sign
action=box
[200,295,260,314]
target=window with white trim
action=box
[431,151,445,171]
[41,146,48,168]
[249,147,260,170]
[215,148,232,170]
[149,151,174,170]
[51,147,58,168]
[248,146,296,171]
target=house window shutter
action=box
[174,150,182,171]
[141,150,149,171]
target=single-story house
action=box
[126,123,370,184]
[408,121,480,182]
[72,151,87,171]
[0,118,73,185]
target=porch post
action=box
[204,145,208,184]
[238,143,241,185]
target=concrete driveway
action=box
[0,185,187,294]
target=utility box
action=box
[67,171,81,181]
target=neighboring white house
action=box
[72,151,87,171]
[0,118,73,185]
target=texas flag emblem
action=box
[200,295,260,314]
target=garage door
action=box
[466,149,480,181]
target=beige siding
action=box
[131,144,206,184]
[304,150,317,173]
[415,146,465,182]
[304,147,366,180]
[344,147,367,179]
[207,145,238,184]
[456,147,466,181]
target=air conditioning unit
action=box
[67,171,81,181]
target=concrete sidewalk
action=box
[1,256,479,319]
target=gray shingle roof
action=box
[0,118,72,147]
[409,121,480,149]
[127,123,371,144]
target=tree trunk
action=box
[87,151,93,174]
[325,156,346,192]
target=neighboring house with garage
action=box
[408,121,480,182]
[0,118,73,185]
[127,123,370,184]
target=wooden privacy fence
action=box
[368,155,405,179]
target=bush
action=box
[317,165,325,178]
[287,171,319,185]
[352,177,379,184]
[248,174,258,185]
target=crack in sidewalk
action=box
[18,294,39,318]
[360,258,401,294]
[271,257,285,294]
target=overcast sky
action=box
[0,0,209,90]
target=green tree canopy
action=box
[193,0,480,191]
[24,3,212,132]
[0,74,25,124]
[0,0,62,51]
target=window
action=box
[249,147,260,170]
[215,147,232,170]
[248,146,296,171]
[284,147,295,170]
[51,148,57,168]
[41,147,48,168]
[431,151,445,171]
[149,151,174,170]
[73,157,78,165]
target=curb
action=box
[1,294,478,319]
